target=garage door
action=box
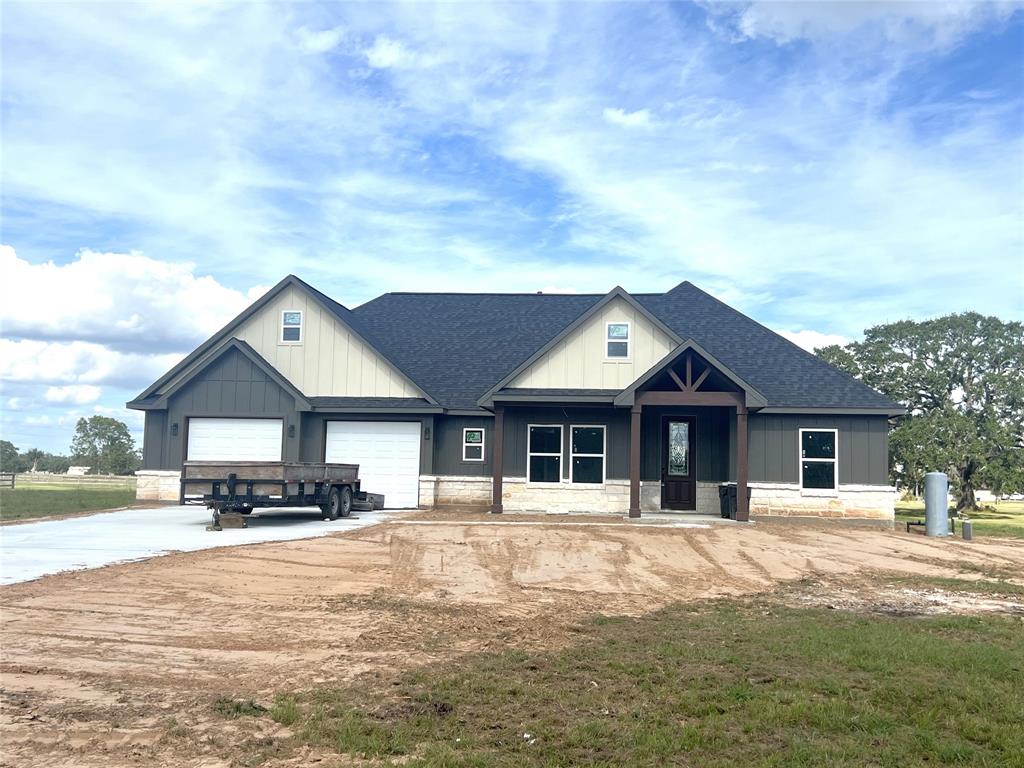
[186,418,283,461]
[324,421,420,508]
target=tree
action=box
[818,312,1024,511]
[0,440,19,472]
[70,416,140,475]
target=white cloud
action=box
[45,385,102,405]
[0,245,256,352]
[296,25,346,53]
[706,1,1020,49]
[777,330,850,353]
[603,108,652,128]
[0,339,182,389]
[364,34,440,70]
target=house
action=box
[129,276,903,522]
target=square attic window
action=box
[281,310,303,343]
[606,322,630,359]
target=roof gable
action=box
[152,338,312,410]
[614,338,768,408]
[131,275,433,406]
[476,287,682,406]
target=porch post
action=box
[735,403,749,522]
[628,405,642,518]
[490,404,504,514]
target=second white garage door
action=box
[186,418,283,461]
[324,421,421,508]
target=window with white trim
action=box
[281,310,303,343]
[571,425,605,484]
[528,425,562,483]
[606,322,630,359]
[800,429,837,490]
[462,427,485,462]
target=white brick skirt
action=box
[135,470,182,502]
[748,482,896,520]
[419,475,492,509]
[419,476,895,520]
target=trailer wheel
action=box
[324,486,353,520]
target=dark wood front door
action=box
[661,416,696,510]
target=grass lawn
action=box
[0,486,136,521]
[895,499,1024,539]
[258,587,1024,768]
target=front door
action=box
[661,416,696,510]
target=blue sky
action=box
[1,1,1022,454]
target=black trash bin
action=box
[717,484,752,520]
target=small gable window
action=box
[281,311,303,343]
[800,429,837,491]
[606,322,630,359]
[463,428,485,462]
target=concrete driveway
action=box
[0,505,403,585]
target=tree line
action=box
[1,415,140,476]
[817,312,1023,511]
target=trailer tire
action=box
[339,486,353,518]
[324,486,353,521]
[323,487,340,520]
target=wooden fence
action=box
[0,473,14,489]
[12,473,137,489]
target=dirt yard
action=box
[2,512,1022,768]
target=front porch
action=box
[487,342,763,521]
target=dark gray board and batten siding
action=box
[747,413,889,486]
[143,346,301,470]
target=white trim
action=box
[605,321,631,361]
[798,428,838,495]
[280,309,303,344]
[570,424,606,486]
[527,423,563,484]
[462,426,485,462]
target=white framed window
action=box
[570,425,605,484]
[606,321,630,360]
[462,427,485,462]
[281,310,303,343]
[527,424,562,483]
[799,428,838,492]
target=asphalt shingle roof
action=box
[341,281,898,412]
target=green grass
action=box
[273,595,1024,767]
[213,697,267,719]
[896,500,1024,539]
[0,486,136,520]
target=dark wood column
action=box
[490,404,504,514]
[628,405,642,518]
[735,404,749,522]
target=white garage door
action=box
[187,418,283,461]
[325,421,420,508]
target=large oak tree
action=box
[817,312,1023,511]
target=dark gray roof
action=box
[351,293,604,409]
[350,282,899,411]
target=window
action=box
[606,322,630,359]
[463,427,485,462]
[281,310,303,343]
[528,425,562,483]
[571,425,605,484]
[800,429,837,491]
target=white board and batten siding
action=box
[324,421,421,509]
[186,418,283,461]
[509,296,676,390]
[234,284,424,399]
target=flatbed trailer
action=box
[181,461,384,527]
